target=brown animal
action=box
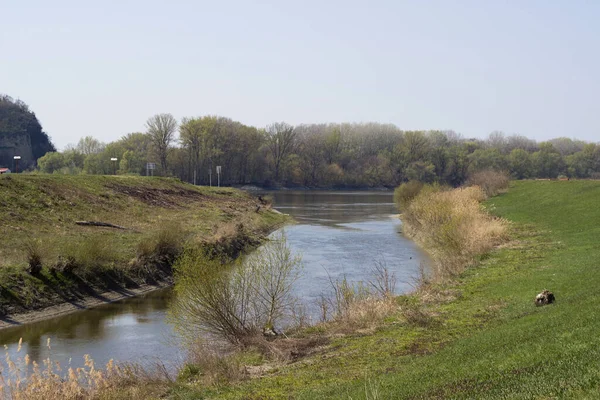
[535,289,555,306]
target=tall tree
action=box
[146,113,177,173]
[179,117,203,184]
[265,122,296,181]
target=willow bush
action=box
[169,232,302,346]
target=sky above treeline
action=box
[2,0,599,149]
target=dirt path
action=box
[0,283,170,330]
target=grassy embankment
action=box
[0,174,287,317]
[171,180,600,399]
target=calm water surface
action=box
[0,191,426,370]
[268,191,427,318]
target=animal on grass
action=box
[535,289,555,306]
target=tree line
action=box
[36,113,600,187]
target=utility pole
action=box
[216,166,222,187]
[13,156,21,173]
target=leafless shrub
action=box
[169,232,303,346]
[368,260,397,298]
[466,169,510,197]
[317,265,398,331]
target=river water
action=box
[0,191,426,372]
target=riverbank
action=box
[0,175,288,325]
[0,281,169,329]
[166,180,600,399]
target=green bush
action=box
[170,233,302,346]
[393,181,424,211]
[63,236,117,273]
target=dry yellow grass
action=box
[0,339,169,399]
[402,185,508,281]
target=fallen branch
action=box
[75,221,128,230]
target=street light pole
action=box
[13,156,21,173]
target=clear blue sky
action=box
[2,0,599,149]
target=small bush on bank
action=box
[23,238,44,275]
[136,222,184,261]
[397,296,434,327]
[178,342,251,387]
[62,236,118,275]
[393,180,424,211]
[466,170,510,197]
[170,232,303,346]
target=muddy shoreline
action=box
[0,281,171,330]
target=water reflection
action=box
[270,191,397,227]
[0,288,182,371]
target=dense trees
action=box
[0,95,55,170]
[33,113,600,187]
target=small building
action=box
[0,168,11,174]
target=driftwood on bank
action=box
[75,221,128,230]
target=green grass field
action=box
[177,180,600,399]
[0,174,286,315]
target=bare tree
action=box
[146,113,177,173]
[76,136,105,155]
[265,122,296,181]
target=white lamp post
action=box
[110,158,118,175]
[13,156,21,173]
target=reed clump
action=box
[0,340,169,399]
[401,184,508,281]
[315,262,399,333]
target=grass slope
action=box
[183,180,600,399]
[0,174,286,315]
